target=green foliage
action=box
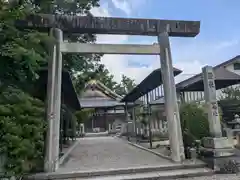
[37,0,122,95]
[37,0,100,14]
[0,0,136,95]
[0,86,46,176]
[134,106,144,122]
[219,86,240,122]
[114,75,136,96]
[0,0,137,177]
[0,1,50,89]
[220,86,240,100]
[180,103,210,147]
[61,104,78,139]
[75,109,94,124]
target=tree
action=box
[219,86,240,100]
[37,0,136,96]
[219,86,240,122]
[0,0,105,176]
[114,75,136,96]
[0,0,50,90]
[73,62,118,95]
[180,103,209,158]
[180,103,209,141]
[0,0,102,93]
[0,86,46,177]
[36,0,100,14]
[121,75,136,92]
[40,0,106,95]
[75,109,94,124]
[39,0,128,96]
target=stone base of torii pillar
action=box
[200,66,237,173]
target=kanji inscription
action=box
[15,14,200,37]
[211,102,219,117]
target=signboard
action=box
[15,14,200,37]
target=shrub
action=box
[75,108,94,124]
[0,86,46,177]
[180,103,210,148]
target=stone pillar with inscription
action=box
[202,66,234,170]
[202,66,222,138]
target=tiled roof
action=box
[176,63,240,92]
[79,97,125,108]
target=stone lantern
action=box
[227,114,240,148]
[227,114,240,132]
[143,104,153,148]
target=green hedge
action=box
[0,87,46,177]
[180,103,210,148]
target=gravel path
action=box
[58,136,173,172]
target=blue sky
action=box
[91,0,240,83]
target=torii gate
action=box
[16,14,200,172]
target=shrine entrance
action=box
[18,14,200,172]
[79,79,132,133]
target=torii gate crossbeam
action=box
[15,14,200,37]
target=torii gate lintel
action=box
[16,14,200,37]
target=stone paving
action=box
[58,136,174,172]
[175,174,239,180]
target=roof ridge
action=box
[97,80,123,99]
[85,79,122,100]
[176,55,240,87]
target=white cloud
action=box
[91,6,110,17]
[91,2,133,83]
[111,0,131,16]
[111,0,147,16]
[215,39,239,50]
[174,60,206,83]
[90,1,206,84]
[101,55,159,83]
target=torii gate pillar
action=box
[44,28,63,172]
[158,32,185,162]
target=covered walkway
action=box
[121,67,182,103]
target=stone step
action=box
[28,163,212,180]
[85,132,109,137]
[73,167,213,180]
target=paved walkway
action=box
[58,136,173,172]
[175,174,239,180]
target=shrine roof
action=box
[79,97,125,108]
[33,69,81,110]
[176,56,240,92]
[81,79,122,100]
[121,67,182,102]
[79,79,129,108]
